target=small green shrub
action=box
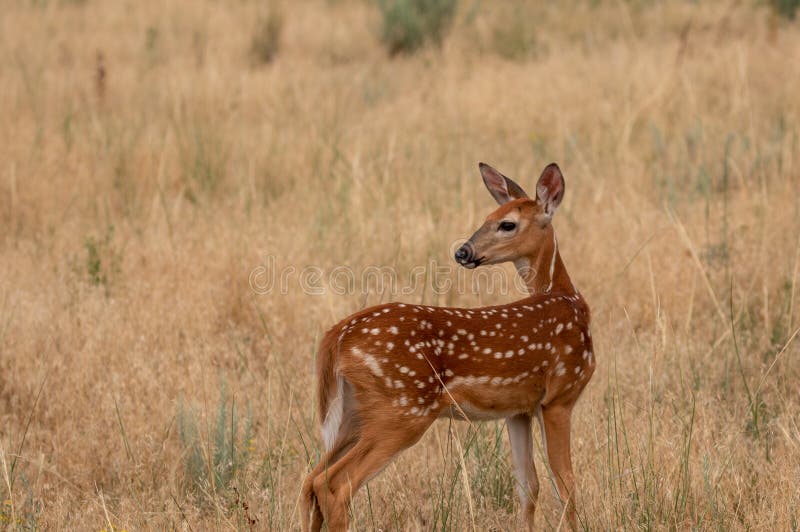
[178,383,253,496]
[491,14,542,62]
[83,225,118,290]
[770,0,799,19]
[250,10,283,64]
[377,0,458,56]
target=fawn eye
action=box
[498,221,517,232]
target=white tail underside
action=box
[321,374,345,451]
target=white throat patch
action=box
[546,232,558,293]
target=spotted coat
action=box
[329,292,594,421]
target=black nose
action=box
[455,245,471,263]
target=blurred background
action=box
[1,0,799,529]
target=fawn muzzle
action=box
[454,242,482,269]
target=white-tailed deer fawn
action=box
[301,162,594,531]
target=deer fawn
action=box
[301,162,594,531]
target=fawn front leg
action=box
[541,403,577,529]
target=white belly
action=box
[439,401,525,421]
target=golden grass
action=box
[1,0,799,529]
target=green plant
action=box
[176,122,230,201]
[377,0,457,56]
[177,383,253,497]
[491,9,542,62]
[144,25,161,67]
[84,224,118,290]
[770,0,799,19]
[470,423,515,513]
[250,10,283,65]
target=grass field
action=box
[1,0,800,529]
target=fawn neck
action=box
[514,225,575,296]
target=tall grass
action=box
[0,0,799,529]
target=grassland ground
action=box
[1,1,799,529]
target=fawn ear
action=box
[536,163,565,220]
[479,163,529,205]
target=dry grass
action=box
[1,0,800,530]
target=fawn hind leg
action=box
[301,435,356,532]
[311,417,432,531]
[302,390,360,532]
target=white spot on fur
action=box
[357,349,383,377]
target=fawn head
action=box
[454,162,565,269]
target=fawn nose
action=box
[454,244,472,263]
